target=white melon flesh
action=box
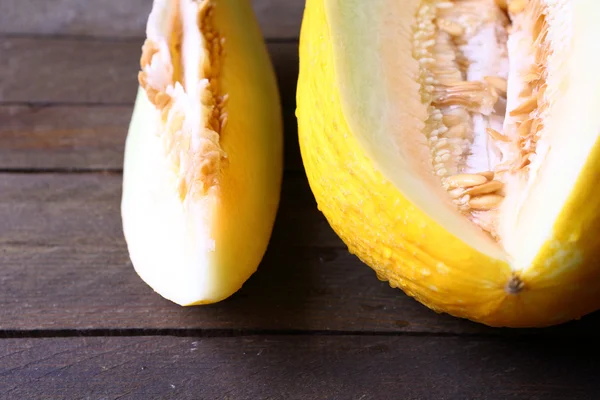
[122,0,221,306]
[122,88,220,305]
[498,0,600,270]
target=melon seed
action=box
[446,174,489,189]
[468,194,504,210]
[484,76,508,95]
[466,180,504,196]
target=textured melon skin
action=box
[122,0,283,306]
[296,0,600,327]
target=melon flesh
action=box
[326,0,600,272]
[121,0,282,305]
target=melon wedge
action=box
[296,0,600,327]
[122,0,282,305]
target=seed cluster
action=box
[413,0,551,237]
[200,1,229,135]
[508,0,548,173]
[138,0,228,201]
[446,172,504,211]
[414,2,470,181]
[414,0,509,214]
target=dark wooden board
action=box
[0,106,301,172]
[0,38,298,107]
[0,0,304,40]
[0,335,598,399]
[0,37,300,171]
[1,0,598,395]
[0,172,330,248]
[0,105,130,171]
[1,172,599,334]
[0,172,484,333]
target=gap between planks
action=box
[0,327,595,340]
[0,0,304,40]
[0,168,123,174]
[0,33,299,44]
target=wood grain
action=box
[0,335,598,399]
[0,105,130,171]
[0,172,483,333]
[0,106,301,171]
[1,172,599,333]
[0,172,328,248]
[0,0,304,40]
[0,38,298,106]
[0,38,300,171]
[2,0,598,394]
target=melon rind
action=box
[296,0,600,327]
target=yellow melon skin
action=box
[296,0,600,327]
[204,0,282,304]
[122,0,282,306]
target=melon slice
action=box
[121,0,282,305]
[297,0,600,327]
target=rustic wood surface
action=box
[0,39,297,106]
[0,106,300,171]
[0,336,598,400]
[1,0,304,40]
[0,0,599,399]
[1,171,600,336]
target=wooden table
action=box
[1,1,599,399]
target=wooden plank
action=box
[0,105,301,171]
[0,335,598,399]
[0,0,304,40]
[0,38,298,106]
[0,38,300,170]
[0,172,479,333]
[0,105,130,171]
[1,172,599,333]
[0,173,329,249]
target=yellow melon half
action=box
[121,0,283,305]
[296,0,600,327]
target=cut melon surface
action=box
[121,0,282,306]
[297,0,600,327]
